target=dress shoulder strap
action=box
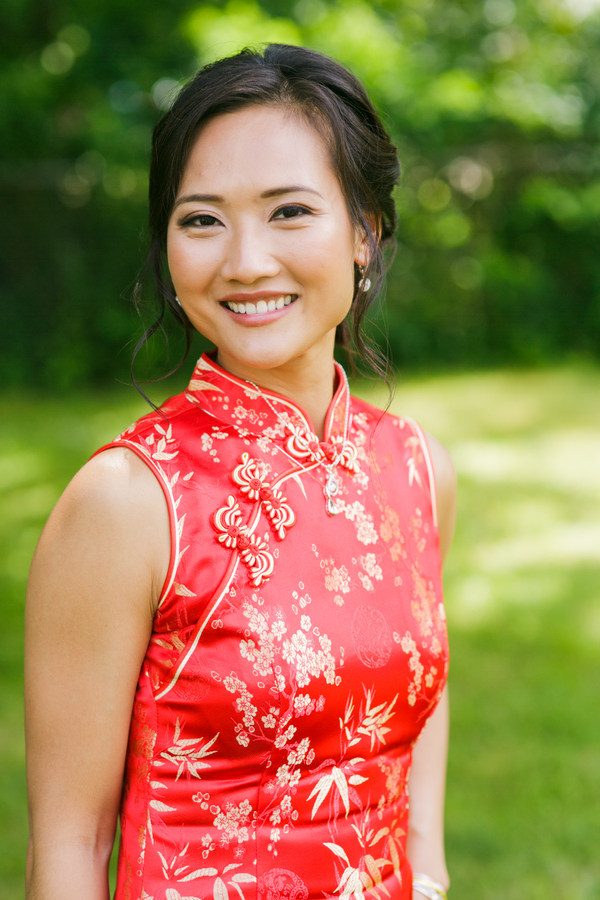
[91,438,180,609]
[399,416,438,529]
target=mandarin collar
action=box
[184,353,351,445]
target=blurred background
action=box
[2,0,600,897]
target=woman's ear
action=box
[354,214,381,267]
[354,236,369,268]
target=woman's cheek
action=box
[168,239,215,291]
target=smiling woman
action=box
[25,45,456,900]
[167,105,363,422]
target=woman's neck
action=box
[216,343,338,440]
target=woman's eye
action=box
[273,205,311,220]
[184,214,221,227]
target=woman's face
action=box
[166,104,367,377]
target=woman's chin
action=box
[216,329,338,378]
[217,345,299,375]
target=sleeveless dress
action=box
[95,353,448,900]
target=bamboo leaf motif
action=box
[369,828,389,846]
[160,723,219,780]
[332,766,350,815]
[308,770,334,818]
[179,868,218,881]
[149,799,176,811]
[323,842,350,864]
[213,876,229,900]
[349,774,369,785]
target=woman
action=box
[25,44,455,900]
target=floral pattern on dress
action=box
[93,353,448,900]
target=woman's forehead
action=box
[179,105,335,199]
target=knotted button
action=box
[320,441,336,461]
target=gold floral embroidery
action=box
[397,631,423,706]
[110,357,449,896]
[411,562,442,638]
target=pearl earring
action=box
[359,266,371,292]
[174,294,182,306]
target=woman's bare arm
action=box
[407,432,457,895]
[25,448,170,900]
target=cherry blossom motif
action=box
[103,354,449,898]
[397,631,423,707]
[213,799,253,845]
[231,453,296,540]
[211,496,275,586]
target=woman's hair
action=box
[133,43,400,390]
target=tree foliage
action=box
[3,0,600,387]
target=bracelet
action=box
[412,873,448,900]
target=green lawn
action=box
[2,366,600,899]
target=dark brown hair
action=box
[133,43,400,390]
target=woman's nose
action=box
[220,223,281,284]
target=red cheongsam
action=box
[94,353,448,900]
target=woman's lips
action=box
[221,294,297,316]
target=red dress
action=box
[96,354,448,900]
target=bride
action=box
[26,43,455,900]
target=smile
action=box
[222,294,297,315]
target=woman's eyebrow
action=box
[173,185,323,208]
[174,193,223,208]
[260,185,323,199]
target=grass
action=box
[2,365,600,899]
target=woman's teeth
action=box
[225,295,295,314]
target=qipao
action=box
[96,353,448,900]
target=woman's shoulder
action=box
[33,444,171,614]
[350,391,428,439]
[56,444,171,550]
[351,393,456,558]
[351,392,451,457]
[76,444,168,510]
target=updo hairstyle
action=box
[135,43,400,382]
